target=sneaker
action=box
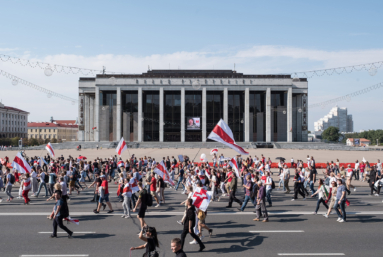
[262,219,269,222]
[312,212,317,215]
[107,210,114,213]
[121,215,126,218]
[323,214,328,218]
[339,219,345,223]
[375,194,379,196]
[50,234,57,238]
[209,229,213,237]
[303,198,306,201]
[177,220,183,225]
[354,188,356,192]
[68,232,73,239]
[199,245,206,252]
[200,235,205,241]
[190,240,198,245]
[291,199,295,201]
[155,204,160,208]
[253,218,260,221]
[337,218,341,222]
[125,215,131,219]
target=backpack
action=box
[146,190,153,207]
[10,174,15,184]
[60,199,69,218]
[271,180,275,189]
[73,171,78,180]
[44,173,49,183]
[250,182,257,200]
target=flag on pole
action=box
[191,187,213,211]
[12,152,31,174]
[207,119,249,155]
[46,142,55,157]
[154,161,175,186]
[229,157,240,178]
[116,137,127,156]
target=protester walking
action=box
[180,198,205,252]
[311,179,329,214]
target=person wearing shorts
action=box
[94,175,114,214]
[133,182,148,230]
[148,172,160,207]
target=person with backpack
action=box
[5,168,14,202]
[49,190,73,239]
[35,169,48,198]
[133,181,150,231]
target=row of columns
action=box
[92,87,293,143]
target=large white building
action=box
[0,102,29,138]
[78,69,309,143]
[314,106,353,132]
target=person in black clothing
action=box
[171,238,187,257]
[369,166,379,195]
[180,199,205,252]
[292,173,306,200]
[130,226,159,257]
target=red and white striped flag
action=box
[64,216,79,225]
[116,137,127,156]
[46,142,55,157]
[229,157,240,178]
[129,177,140,193]
[191,187,213,211]
[207,119,248,155]
[118,160,124,168]
[154,161,175,186]
[12,152,31,174]
[210,148,218,155]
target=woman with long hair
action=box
[311,179,329,214]
[130,226,159,257]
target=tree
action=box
[30,138,39,146]
[322,126,340,142]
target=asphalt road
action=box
[1,182,383,257]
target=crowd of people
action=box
[1,152,383,256]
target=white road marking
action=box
[38,232,96,234]
[278,254,345,256]
[20,255,89,257]
[250,230,304,233]
[2,211,383,216]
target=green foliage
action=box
[322,126,340,142]
[344,130,383,145]
[29,138,39,146]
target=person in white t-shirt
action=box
[283,165,291,193]
[177,185,194,225]
[377,159,382,177]
[354,160,360,180]
[265,172,273,207]
[346,164,356,192]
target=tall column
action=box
[287,87,293,142]
[116,87,122,141]
[266,88,271,142]
[138,88,143,142]
[181,87,185,142]
[159,88,164,142]
[202,87,207,142]
[89,96,94,141]
[84,94,90,141]
[223,88,228,124]
[245,88,250,142]
[95,87,100,142]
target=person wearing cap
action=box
[94,174,114,214]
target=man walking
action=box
[50,190,73,238]
[283,165,291,194]
[254,181,268,222]
[94,175,114,214]
[180,199,205,252]
[334,178,346,223]
[226,173,242,208]
[175,165,185,191]
[133,182,148,230]
[238,174,252,211]
[5,168,14,202]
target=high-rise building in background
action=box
[314,106,353,132]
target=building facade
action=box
[28,122,78,141]
[314,106,353,133]
[78,70,308,142]
[0,102,29,138]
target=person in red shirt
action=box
[147,171,160,207]
[94,174,114,214]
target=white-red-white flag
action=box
[210,148,218,155]
[116,137,127,156]
[129,177,140,193]
[191,187,213,212]
[154,161,175,186]
[118,160,124,168]
[229,157,240,178]
[64,216,79,225]
[12,152,31,174]
[207,119,248,155]
[46,142,55,157]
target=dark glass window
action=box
[143,91,159,142]
[228,91,244,142]
[122,91,138,141]
[250,92,266,141]
[206,91,223,141]
[164,92,181,142]
[100,91,116,141]
[271,92,287,141]
[185,92,202,142]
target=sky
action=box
[1,0,383,132]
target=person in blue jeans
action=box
[239,174,252,211]
[265,172,273,207]
[334,179,347,222]
[309,167,317,193]
[175,167,185,191]
[36,170,48,197]
[311,179,328,214]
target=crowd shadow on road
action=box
[271,214,308,223]
[203,233,267,253]
[346,215,383,223]
[73,233,115,239]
